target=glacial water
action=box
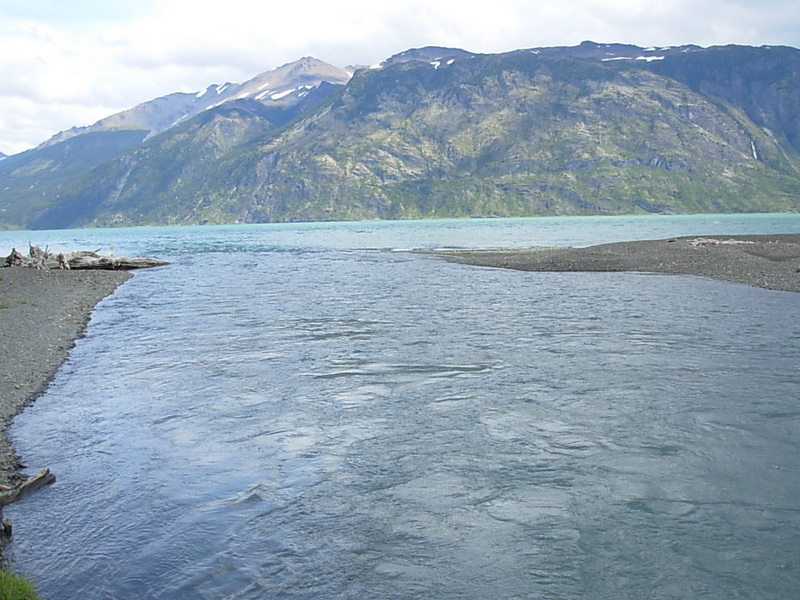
[3,214,800,600]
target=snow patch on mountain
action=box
[270,88,296,100]
[35,58,353,150]
[31,45,709,152]
[602,55,665,62]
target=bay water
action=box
[3,214,800,599]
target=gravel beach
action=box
[437,234,800,293]
[0,267,131,487]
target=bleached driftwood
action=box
[0,468,56,507]
[63,253,170,270]
[4,248,25,267]
[689,237,756,247]
[0,468,56,536]
[3,245,168,270]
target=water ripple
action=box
[7,241,800,600]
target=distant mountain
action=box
[0,130,149,228]
[0,58,351,228]
[381,46,476,67]
[525,40,704,60]
[2,44,800,229]
[37,57,352,148]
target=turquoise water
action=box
[3,214,800,599]
[2,213,799,257]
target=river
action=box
[3,214,800,599]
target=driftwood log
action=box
[0,468,56,536]
[3,245,168,270]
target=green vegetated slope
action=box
[230,50,800,223]
[27,86,342,229]
[31,101,280,228]
[0,130,147,228]
[14,45,800,229]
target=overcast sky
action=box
[1,0,799,155]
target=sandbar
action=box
[436,234,800,293]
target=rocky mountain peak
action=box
[35,57,351,150]
[235,57,351,102]
[382,46,476,67]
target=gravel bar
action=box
[435,234,800,293]
[0,267,132,486]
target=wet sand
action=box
[436,234,800,293]
[0,267,131,487]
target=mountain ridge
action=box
[0,57,351,228]
[36,57,353,149]
[2,43,800,230]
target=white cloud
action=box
[1,0,799,154]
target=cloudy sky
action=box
[1,0,799,155]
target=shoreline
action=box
[434,234,800,293]
[0,267,132,487]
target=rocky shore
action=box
[436,234,800,293]
[0,267,132,487]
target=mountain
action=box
[0,130,150,228]
[2,44,800,229]
[0,58,351,229]
[37,57,353,148]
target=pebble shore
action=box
[437,234,800,293]
[0,267,131,487]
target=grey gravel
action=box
[0,267,131,486]
[437,234,800,293]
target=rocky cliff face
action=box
[3,44,800,230]
[647,45,800,153]
[230,50,800,223]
